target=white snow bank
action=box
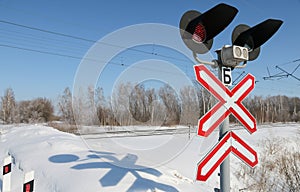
[0,123,299,191]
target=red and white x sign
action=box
[194,65,256,137]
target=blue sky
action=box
[0,0,299,101]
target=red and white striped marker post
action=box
[23,171,34,192]
[2,155,12,192]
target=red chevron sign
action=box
[197,131,258,181]
[194,65,256,137]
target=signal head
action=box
[180,3,238,54]
[232,19,283,61]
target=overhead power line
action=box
[0,19,196,78]
[0,20,95,43]
[0,19,241,80]
[0,27,88,50]
[0,43,194,77]
[0,43,87,60]
[0,19,192,64]
[276,65,300,81]
[263,59,300,81]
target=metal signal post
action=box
[217,63,231,192]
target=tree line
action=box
[0,88,54,124]
[1,84,300,126]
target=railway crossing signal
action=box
[179,3,283,191]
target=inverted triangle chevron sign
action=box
[194,65,257,137]
[197,131,258,181]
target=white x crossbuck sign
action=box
[194,65,257,137]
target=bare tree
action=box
[58,87,75,124]
[289,97,300,122]
[158,84,181,126]
[17,98,54,123]
[30,98,54,122]
[180,86,200,126]
[17,100,31,123]
[80,86,98,125]
[112,83,133,126]
[94,87,119,126]
[95,87,107,125]
[0,88,16,124]
[129,84,155,123]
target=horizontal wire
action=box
[0,43,196,78]
[0,19,193,65]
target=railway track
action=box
[78,123,300,139]
[80,127,196,139]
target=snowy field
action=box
[0,123,299,191]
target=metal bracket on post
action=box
[234,61,247,69]
[193,52,218,67]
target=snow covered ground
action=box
[0,123,299,191]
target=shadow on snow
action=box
[49,151,178,192]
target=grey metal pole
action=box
[218,67,230,192]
